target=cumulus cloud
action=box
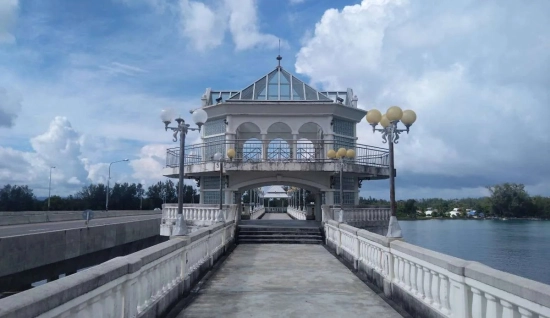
[178,0,227,51]
[224,0,281,51]
[0,116,91,196]
[0,0,18,44]
[0,87,22,128]
[296,0,550,197]
[177,0,282,51]
[130,144,170,182]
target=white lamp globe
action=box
[192,108,208,126]
[380,115,390,128]
[401,110,417,126]
[213,152,222,161]
[160,109,175,123]
[366,109,382,125]
[386,106,403,122]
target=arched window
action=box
[268,138,291,161]
[296,138,314,161]
[242,138,262,162]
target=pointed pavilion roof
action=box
[228,65,334,102]
[263,185,290,199]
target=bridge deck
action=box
[175,244,403,318]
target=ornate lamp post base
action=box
[172,215,189,236]
[386,216,402,238]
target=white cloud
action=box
[0,116,175,196]
[176,0,282,51]
[0,87,22,127]
[289,0,306,5]
[178,0,227,51]
[0,116,90,196]
[296,0,550,196]
[130,144,171,182]
[225,0,281,51]
[99,62,147,77]
[0,0,18,44]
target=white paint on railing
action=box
[287,207,307,220]
[27,222,236,318]
[250,207,265,220]
[161,204,238,236]
[322,206,391,229]
[325,221,550,318]
[265,207,287,213]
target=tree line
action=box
[360,183,550,219]
[0,180,199,212]
[2,181,549,218]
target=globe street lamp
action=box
[327,147,356,221]
[161,108,208,236]
[366,106,417,238]
[106,159,129,212]
[48,166,55,211]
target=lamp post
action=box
[327,148,356,222]
[106,159,129,212]
[48,166,55,211]
[366,106,417,238]
[161,108,208,236]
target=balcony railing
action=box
[166,139,389,168]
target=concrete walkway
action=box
[258,213,292,220]
[175,244,403,318]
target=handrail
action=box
[166,139,389,168]
[0,221,236,318]
[325,221,550,318]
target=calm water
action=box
[399,219,550,285]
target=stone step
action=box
[237,227,322,233]
[238,230,322,236]
[238,234,323,240]
[237,238,323,244]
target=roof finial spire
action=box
[276,39,282,68]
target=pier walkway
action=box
[173,244,403,318]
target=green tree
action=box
[76,183,107,210]
[532,196,550,218]
[0,184,37,211]
[487,183,533,217]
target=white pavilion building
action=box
[163,57,390,221]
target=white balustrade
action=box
[0,221,236,318]
[327,206,391,227]
[324,220,550,318]
[287,207,307,220]
[250,207,265,219]
[161,204,237,236]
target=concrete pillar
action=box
[199,176,204,204]
[261,134,268,161]
[292,134,298,161]
[325,191,334,205]
[301,188,305,211]
[315,192,322,221]
[224,189,232,205]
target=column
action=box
[199,177,204,204]
[261,134,268,161]
[224,189,232,206]
[325,191,334,205]
[235,191,242,221]
[292,134,298,162]
[314,192,322,221]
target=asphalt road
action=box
[0,214,162,238]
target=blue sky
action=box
[1,0,549,200]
